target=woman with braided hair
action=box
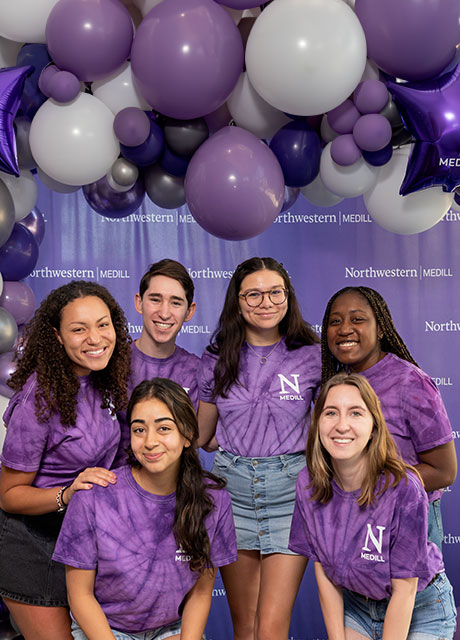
[321,286,457,549]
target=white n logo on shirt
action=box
[277,374,300,394]
[362,524,386,554]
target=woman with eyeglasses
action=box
[198,257,321,640]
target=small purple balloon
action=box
[114,107,150,147]
[48,70,81,103]
[331,134,363,166]
[38,64,60,98]
[83,175,145,218]
[131,0,244,119]
[353,114,392,152]
[0,350,16,398]
[0,281,36,326]
[46,0,134,82]
[269,121,321,187]
[17,207,46,245]
[185,126,284,241]
[362,143,393,167]
[0,224,39,281]
[353,80,389,114]
[120,113,165,167]
[327,100,361,135]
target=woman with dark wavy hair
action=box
[54,377,237,640]
[290,373,456,640]
[0,281,131,640]
[198,257,321,640]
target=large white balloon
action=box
[246,0,366,115]
[300,172,343,207]
[0,36,23,67]
[30,93,120,187]
[0,0,59,43]
[227,72,290,140]
[364,147,454,235]
[320,142,379,198]
[0,170,38,221]
[92,61,151,115]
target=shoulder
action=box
[3,373,39,425]
[174,346,200,368]
[201,349,219,365]
[386,354,433,387]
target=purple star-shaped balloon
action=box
[0,65,34,177]
[388,63,460,195]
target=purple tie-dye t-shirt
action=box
[200,341,321,457]
[360,354,453,501]
[113,342,200,468]
[53,466,237,633]
[289,467,444,601]
[0,374,119,488]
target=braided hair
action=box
[321,286,418,384]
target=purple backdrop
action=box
[26,181,460,640]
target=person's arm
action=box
[314,562,346,640]
[0,465,117,516]
[382,577,418,640]
[415,441,457,492]
[180,569,217,640]
[66,567,116,640]
[197,401,219,450]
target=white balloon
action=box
[92,61,151,115]
[364,147,454,235]
[246,0,366,115]
[0,36,23,67]
[29,93,120,187]
[0,0,59,43]
[0,170,37,221]
[320,142,379,198]
[320,115,339,143]
[227,72,290,140]
[0,273,3,298]
[37,167,81,194]
[131,0,163,17]
[301,172,343,207]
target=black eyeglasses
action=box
[239,288,288,308]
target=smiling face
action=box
[238,269,288,343]
[319,384,374,471]
[130,397,189,492]
[56,296,116,376]
[135,275,196,354]
[327,291,383,373]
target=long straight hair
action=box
[126,377,225,573]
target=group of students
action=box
[0,256,456,640]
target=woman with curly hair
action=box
[53,377,237,640]
[0,281,131,640]
[198,257,321,640]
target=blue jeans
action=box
[71,619,182,640]
[428,498,444,551]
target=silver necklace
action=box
[246,339,281,364]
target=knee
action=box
[255,618,289,640]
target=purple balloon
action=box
[38,64,60,98]
[47,70,80,103]
[160,146,190,178]
[215,0,264,7]
[46,0,134,82]
[362,143,393,167]
[353,114,392,152]
[17,207,46,246]
[0,281,36,326]
[0,224,39,281]
[327,100,361,135]
[353,80,389,115]
[114,107,150,147]
[16,44,51,120]
[331,134,363,166]
[280,186,300,213]
[185,126,284,241]
[0,349,16,398]
[269,121,321,187]
[0,65,34,176]
[355,0,460,81]
[120,113,165,167]
[83,175,145,219]
[131,0,244,119]
[388,63,460,194]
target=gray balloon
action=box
[380,96,404,130]
[15,117,37,170]
[144,164,185,210]
[0,307,18,354]
[163,118,209,157]
[0,180,15,248]
[111,158,139,189]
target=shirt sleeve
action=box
[208,488,237,568]
[403,372,453,453]
[199,351,217,403]
[53,489,98,570]
[288,474,320,561]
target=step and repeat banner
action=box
[26,180,460,640]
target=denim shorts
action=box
[428,499,444,551]
[343,572,456,640]
[0,508,67,606]
[72,619,188,639]
[212,448,305,555]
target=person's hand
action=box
[65,467,117,504]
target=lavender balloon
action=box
[46,0,134,82]
[185,126,284,241]
[131,0,244,119]
[114,107,150,147]
[331,134,362,166]
[17,207,45,246]
[353,114,392,152]
[327,100,361,135]
[355,0,460,81]
[83,175,145,218]
[353,80,389,114]
[0,281,35,326]
[120,113,165,167]
[47,71,80,103]
[0,224,39,280]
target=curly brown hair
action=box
[9,281,131,426]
